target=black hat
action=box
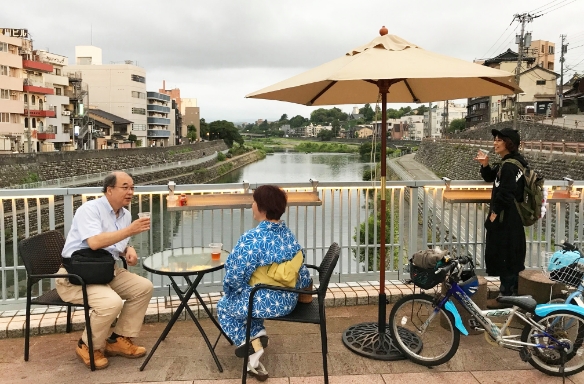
[492,128,520,148]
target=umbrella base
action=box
[341,322,422,361]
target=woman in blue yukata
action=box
[217,185,311,381]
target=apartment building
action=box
[158,81,182,145]
[181,98,200,141]
[36,50,73,149]
[0,31,23,152]
[423,101,467,137]
[529,39,555,71]
[146,91,172,147]
[64,46,147,147]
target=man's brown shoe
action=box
[76,343,109,369]
[105,336,147,358]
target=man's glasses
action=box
[113,186,135,191]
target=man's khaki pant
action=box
[56,265,153,350]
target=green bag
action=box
[499,159,545,227]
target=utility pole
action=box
[26,91,31,153]
[512,13,538,130]
[442,100,449,136]
[559,34,568,114]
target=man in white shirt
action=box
[56,171,153,369]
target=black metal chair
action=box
[241,242,340,384]
[18,230,126,371]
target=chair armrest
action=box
[305,264,321,272]
[30,273,88,287]
[249,284,318,300]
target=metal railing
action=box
[1,179,583,309]
[430,138,584,156]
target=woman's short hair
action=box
[497,135,518,153]
[253,185,287,220]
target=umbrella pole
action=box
[341,81,422,360]
[378,84,388,335]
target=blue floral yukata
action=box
[217,220,311,345]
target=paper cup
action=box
[138,212,151,219]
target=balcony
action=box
[147,117,171,125]
[36,132,56,140]
[23,84,54,95]
[23,108,56,118]
[22,59,53,73]
[147,91,171,102]
[147,129,171,138]
[147,104,171,113]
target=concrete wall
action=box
[0,140,227,187]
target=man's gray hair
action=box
[102,173,117,193]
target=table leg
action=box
[188,279,234,345]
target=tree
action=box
[332,119,340,136]
[186,124,197,142]
[415,104,429,115]
[208,120,243,147]
[289,115,308,128]
[359,104,375,122]
[279,114,288,122]
[317,129,335,141]
[449,118,466,133]
[127,134,137,142]
[200,118,209,140]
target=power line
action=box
[533,0,577,16]
[484,23,520,59]
[480,20,515,59]
[530,0,568,13]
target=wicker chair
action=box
[19,230,125,371]
[241,242,341,384]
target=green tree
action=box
[359,104,375,122]
[289,115,307,128]
[449,118,466,133]
[127,133,137,142]
[317,129,335,141]
[332,119,340,136]
[415,104,429,115]
[200,118,209,140]
[279,114,288,122]
[209,120,243,147]
[186,124,197,142]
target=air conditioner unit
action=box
[10,91,17,96]
[62,111,71,116]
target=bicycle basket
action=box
[544,250,584,288]
[410,262,446,290]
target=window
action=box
[479,102,487,109]
[0,65,7,76]
[10,91,18,100]
[132,107,146,115]
[31,95,36,105]
[131,91,145,99]
[549,46,554,54]
[55,87,62,95]
[0,89,8,99]
[132,124,146,131]
[11,114,18,123]
[0,42,7,52]
[131,74,145,83]
[536,80,546,85]
[0,112,9,122]
[55,68,61,75]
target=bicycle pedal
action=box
[468,318,482,331]
[519,347,531,362]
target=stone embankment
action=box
[0,141,227,188]
[418,122,584,180]
[2,147,264,241]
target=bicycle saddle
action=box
[496,295,537,312]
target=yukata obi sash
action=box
[248,251,303,287]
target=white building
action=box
[423,101,467,138]
[64,46,148,147]
[147,91,172,147]
[0,31,23,152]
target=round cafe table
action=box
[140,247,232,372]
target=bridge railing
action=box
[1,179,582,309]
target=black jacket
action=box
[479,152,527,276]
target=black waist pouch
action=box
[63,248,115,285]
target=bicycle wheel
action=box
[521,310,584,376]
[389,293,460,366]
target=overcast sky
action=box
[3,0,583,123]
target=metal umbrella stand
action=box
[246,26,521,360]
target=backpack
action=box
[498,159,545,227]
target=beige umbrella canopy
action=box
[246,28,521,361]
[246,33,521,105]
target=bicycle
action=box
[389,255,584,377]
[545,241,584,307]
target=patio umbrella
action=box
[246,27,521,360]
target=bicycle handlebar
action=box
[555,241,579,252]
[434,256,470,275]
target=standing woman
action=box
[475,128,528,309]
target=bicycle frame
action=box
[437,278,581,351]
